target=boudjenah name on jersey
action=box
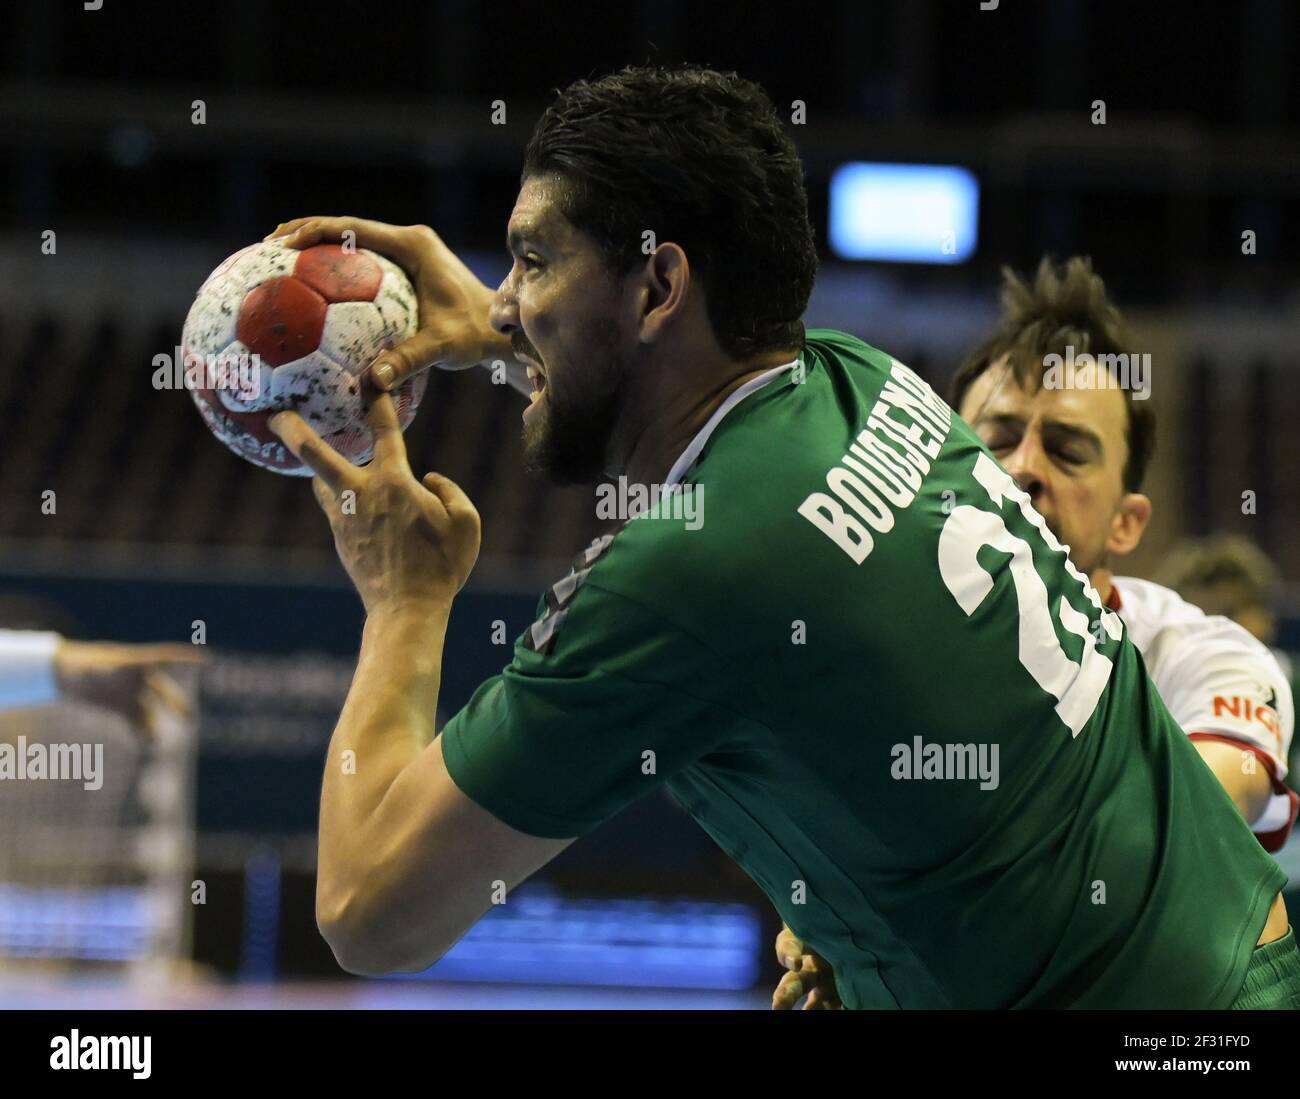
[797,357,953,562]
[797,356,1122,736]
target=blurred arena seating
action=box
[0,297,607,571]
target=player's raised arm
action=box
[266,216,527,393]
[270,393,571,974]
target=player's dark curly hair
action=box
[521,64,818,360]
[947,256,1156,493]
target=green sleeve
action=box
[440,579,748,839]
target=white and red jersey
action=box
[1109,576,1297,852]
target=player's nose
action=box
[488,274,519,336]
[1004,441,1048,502]
[1013,472,1046,504]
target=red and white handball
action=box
[182,241,424,475]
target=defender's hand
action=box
[264,216,511,389]
[772,924,843,1010]
[269,392,481,615]
[55,641,202,737]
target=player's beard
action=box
[521,316,628,485]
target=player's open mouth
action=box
[525,363,547,404]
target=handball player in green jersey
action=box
[265,66,1298,1008]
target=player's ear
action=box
[637,242,689,345]
[1106,492,1152,557]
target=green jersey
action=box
[441,328,1284,1008]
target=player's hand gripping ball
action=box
[182,241,425,475]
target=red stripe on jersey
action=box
[1187,732,1298,853]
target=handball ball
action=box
[182,241,425,475]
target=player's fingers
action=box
[113,643,204,667]
[144,669,191,718]
[772,969,806,1010]
[800,950,832,976]
[364,392,407,467]
[421,472,478,526]
[811,988,842,1014]
[139,686,172,738]
[364,330,449,393]
[312,475,342,517]
[775,926,805,970]
[263,217,324,241]
[267,217,367,249]
[803,988,831,1010]
[129,689,158,739]
[265,217,421,270]
[269,411,356,492]
[274,220,340,250]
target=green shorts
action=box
[1229,928,1300,1009]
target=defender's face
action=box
[489,174,632,484]
[958,355,1132,576]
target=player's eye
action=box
[521,254,545,271]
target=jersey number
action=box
[938,453,1122,737]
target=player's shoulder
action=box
[1111,576,1204,629]
[587,500,735,603]
[803,328,896,376]
[518,516,774,687]
[1112,575,1283,671]
[517,526,689,659]
[574,480,799,648]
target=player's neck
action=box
[616,348,798,486]
[1090,568,1114,607]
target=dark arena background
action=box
[0,0,1299,1060]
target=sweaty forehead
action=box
[964,359,1128,436]
[507,175,572,243]
[960,365,1133,480]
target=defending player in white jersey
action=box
[775,256,1295,1008]
[1100,575,1294,848]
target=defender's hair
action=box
[947,256,1155,492]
